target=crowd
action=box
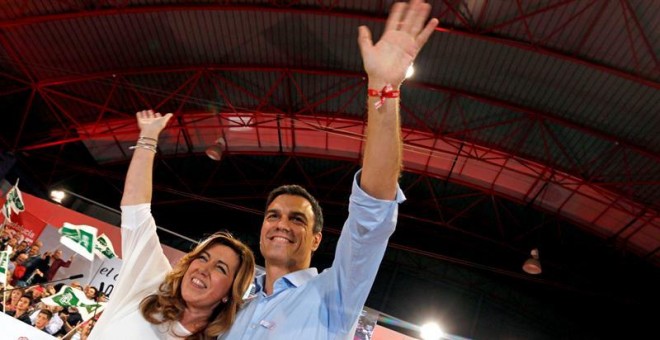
[1,229,101,338]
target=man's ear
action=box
[311,232,323,252]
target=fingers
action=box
[415,18,439,47]
[384,2,407,32]
[136,109,152,119]
[162,112,174,125]
[387,1,435,38]
[402,1,432,35]
[136,109,171,121]
[357,25,373,55]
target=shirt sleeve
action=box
[95,204,171,326]
[322,170,406,333]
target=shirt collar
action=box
[253,267,319,293]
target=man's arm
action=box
[358,0,438,200]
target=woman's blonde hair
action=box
[140,232,255,339]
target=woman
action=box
[90,110,255,339]
[2,288,23,312]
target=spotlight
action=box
[50,190,66,203]
[205,139,226,161]
[420,322,445,340]
[523,248,542,275]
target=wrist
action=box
[138,132,160,140]
[367,79,400,91]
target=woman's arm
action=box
[121,110,172,206]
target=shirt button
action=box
[250,324,257,329]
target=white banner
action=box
[88,256,123,298]
[0,311,56,340]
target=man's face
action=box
[16,253,28,264]
[16,297,30,311]
[260,194,322,271]
[54,250,63,260]
[35,312,50,329]
[28,245,40,256]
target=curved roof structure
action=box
[1,1,658,338]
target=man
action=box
[32,309,54,333]
[10,240,29,261]
[6,294,33,324]
[9,252,28,286]
[218,1,438,339]
[45,249,75,281]
[30,306,64,335]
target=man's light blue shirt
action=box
[219,172,405,340]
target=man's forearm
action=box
[360,80,402,201]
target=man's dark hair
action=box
[266,185,324,233]
[39,309,53,320]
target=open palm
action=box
[358,1,438,86]
[136,110,173,137]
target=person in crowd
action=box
[51,308,71,336]
[69,318,97,340]
[84,286,98,300]
[0,234,17,251]
[45,249,75,281]
[25,284,45,303]
[218,1,437,339]
[9,252,28,286]
[9,240,29,261]
[19,248,53,285]
[30,305,64,334]
[69,281,83,291]
[62,306,83,335]
[1,288,23,312]
[6,293,33,324]
[95,291,109,303]
[89,110,256,339]
[32,308,54,333]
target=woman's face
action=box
[181,243,240,311]
[10,290,22,301]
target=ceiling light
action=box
[420,322,444,340]
[523,248,542,275]
[205,138,226,161]
[50,190,66,203]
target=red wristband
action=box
[368,84,400,109]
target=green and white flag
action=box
[2,180,25,223]
[42,285,106,321]
[59,223,97,261]
[94,233,118,260]
[0,246,11,285]
[1,203,10,223]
